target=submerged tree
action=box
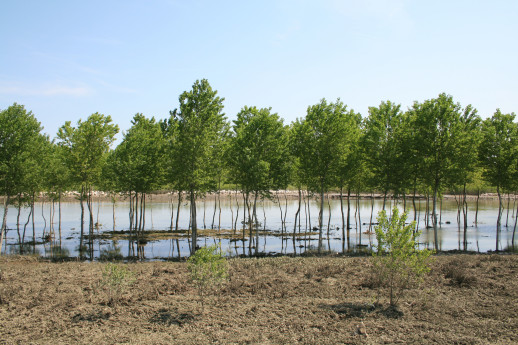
[478,109,518,251]
[446,105,481,247]
[363,100,404,207]
[227,106,291,255]
[291,99,351,252]
[0,103,44,255]
[104,114,165,257]
[169,79,227,255]
[410,93,463,251]
[57,113,119,258]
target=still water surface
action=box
[1,195,517,259]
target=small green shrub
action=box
[371,208,433,306]
[187,245,228,312]
[100,262,136,306]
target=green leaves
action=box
[105,114,165,194]
[372,208,433,306]
[0,103,44,196]
[291,98,355,192]
[57,112,119,189]
[169,79,227,194]
[227,106,291,196]
[478,109,518,191]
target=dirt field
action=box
[0,253,517,344]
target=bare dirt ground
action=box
[0,254,517,344]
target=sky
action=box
[1,0,517,143]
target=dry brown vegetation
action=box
[0,254,517,344]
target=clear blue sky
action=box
[1,0,517,142]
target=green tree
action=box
[0,103,44,255]
[446,105,481,247]
[291,99,351,252]
[371,208,433,306]
[409,93,462,251]
[478,109,518,250]
[334,109,363,251]
[363,101,405,207]
[227,106,291,255]
[104,113,165,257]
[57,113,119,258]
[169,79,227,255]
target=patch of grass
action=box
[442,259,477,287]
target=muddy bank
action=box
[0,254,517,344]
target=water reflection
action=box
[1,195,517,259]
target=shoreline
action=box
[0,190,504,203]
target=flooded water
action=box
[1,194,517,259]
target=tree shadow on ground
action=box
[71,310,111,323]
[320,302,403,319]
[149,308,195,326]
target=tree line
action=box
[1,79,517,256]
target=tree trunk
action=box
[0,194,11,255]
[340,186,345,253]
[175,192,182,259]
[294,188,302,244]
[475,189,480,225]
[512,198,518,249]
[254,192,259,256]
[347,188,351,250]
[432,181,439,252]
[59,192,62,246]
[496,185,502,251]
[468,183,472,250]
[79,187,85,258]
[318,185,324,253]
[190,190,197,255]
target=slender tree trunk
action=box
[59,192,62,247]
[294,188,302,243]
[31,193,35,253]
[412,180,417,222]
[356,190,362,240]
[439,196,443,226]
[468,184,472,249]
[506,193,510,227]
[22,207,32,250]
[0,194,11,256]
[475,189,480,225]
[512,198,518,249]
[496,185,502,251]
[16,195,22,248]
[79,187,85,258]
[254,192,259,256]
[218,187,222,232]
[245,192,252,256]
[327,195,332,251]
[175,192,182,259]
[234,192,240,234]
[340,186,345,253]
[432,182,439,252]
[41,196,47,236]
[190,190,197,255]
[318,184,324,254]
[211,193,217,230]
[87,187,94,259]
[368,192,374,233]
[347,188,351,249]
